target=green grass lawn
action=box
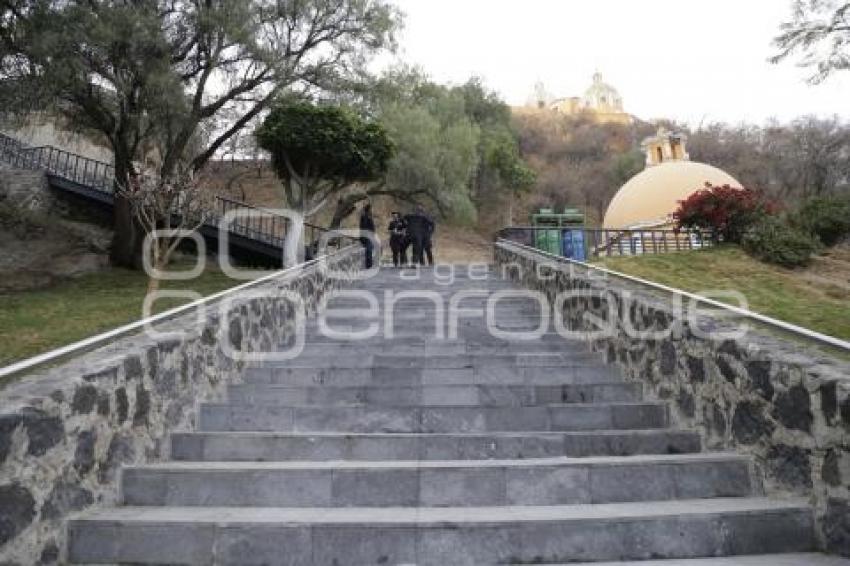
[595,246,850,341]
[0,265,258,368]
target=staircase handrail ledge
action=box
[496,238,850,353]
[0,243,361,383]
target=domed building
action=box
[602,129,742,229]
[579,72,625,116]
[523,73,632,125]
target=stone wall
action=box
[495,240,850,557]
[0,166,56,215]
[0,246,363,564]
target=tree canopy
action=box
[351,68,534,226]
[255,102,393,217]
[0,0,400,265]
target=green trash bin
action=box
[531,207,585,255]
[534,228,562,255]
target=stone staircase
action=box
[67,268,841,564]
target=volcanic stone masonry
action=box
[495,240,850,557]
[0,246,363,564]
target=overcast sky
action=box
[383,0,849,125]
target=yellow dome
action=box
[603,161,742,229]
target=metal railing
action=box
[498,226,714,259]
[0,133,354,253]
[0,134,115,192]
[215,196,289,247]
[214,196,353,253]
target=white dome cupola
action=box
[583,72,624,113]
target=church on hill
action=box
[525,72,632,125]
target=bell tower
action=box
[642,128,690,167]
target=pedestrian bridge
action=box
[0,133,343,267]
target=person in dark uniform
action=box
[422,207,435,265]
[388,211,408,267]
[400,222,412,265]
[404,204,435,266]
[359,203,376,269]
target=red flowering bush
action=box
[673,184,778,243]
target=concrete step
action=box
[304,322,570,341]
[306,320,554,333]
[170,430,703,461]
[317,311,546,322]
[67,498,815,565]
[226,382,642,406]
[263,352,596,370]
[323,287,518,298]
[320,308,545,319]
[290,335,586,350]
[321,299,543,311]
[198,402,669,433]
[243,364,622,386]
[314,317,549,329]
[290,341,589,356]
[567,555,850,566]
[296,333,578,346]
[313,300,541,310]
[120,453,753,507]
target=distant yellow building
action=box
[603,129,742,229]
[526,73,632,125]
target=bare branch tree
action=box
[118,167,215,293]
[771,0,850,83]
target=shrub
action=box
[673,184,778,243]
[794,195,850,247]
[742,216,820,268]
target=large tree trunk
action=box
[109,156,144,269]
[111,194,140,268]
[329,194,366,230]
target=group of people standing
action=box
[359,204,435,268]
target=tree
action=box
[0,0,400,267]
[512,112,656,224]
[688,123,773,192]
[366,70,533,226]
[686,118,850,201]
[120,167,214,293]
[459,78,536,224]
[255,101,393,221]
[673,184,777,243]
[378,98,480,225]
[794,194,850,245]
[772,0,850,83]
[330,68,479,225]
[483,131,536,224]
[763,116,850,197]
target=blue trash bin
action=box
[562,229,587,261]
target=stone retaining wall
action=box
[0,247,363,564]
[0,166,55,215]
[495,241,850,557]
